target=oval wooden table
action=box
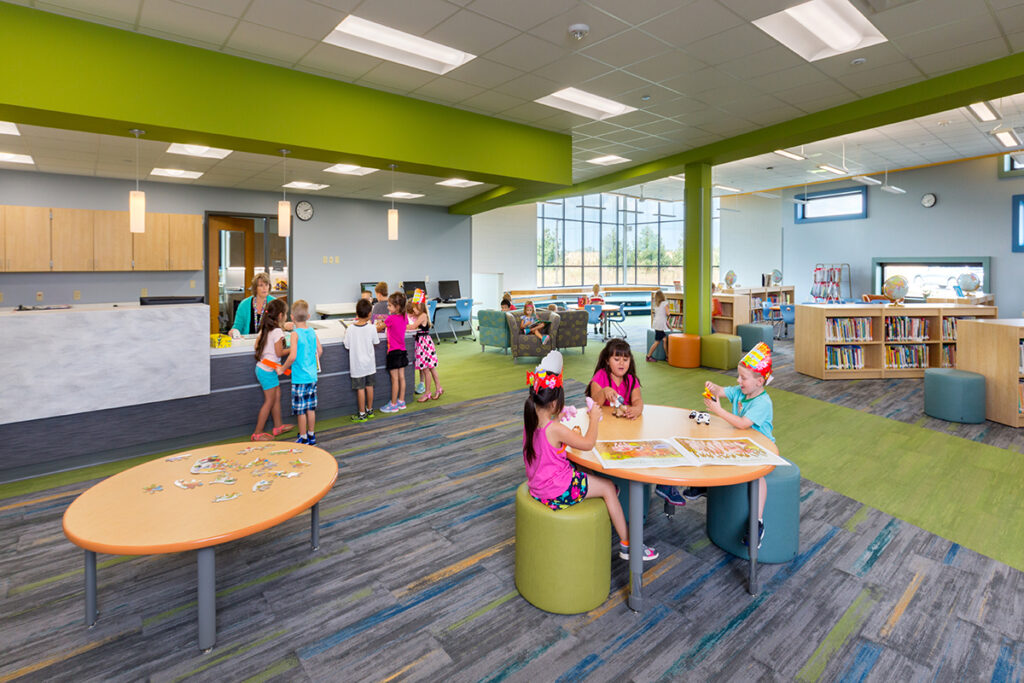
[63,442,337,651]
[567,405,777,610]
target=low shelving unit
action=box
[956,318,1024,427]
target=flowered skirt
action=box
[533,469,589,510]
[414,334,438,370]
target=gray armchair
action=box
[554,308,588,353]
[506,309,560,360]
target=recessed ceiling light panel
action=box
[753,0,887,62]
[587,155,631,166]
[436,178,483,187]
[283,181,329,190]
[0,121,20,136]
[773,149,805,161]
[166,143,232,159]
[994,129,1022,148]
[713,184,741,192]
[324,163,378,175]
[324,16,476,75]
[384,191,425,199]
[967,101,1000,123]
[0,152,34,164]
[535,87,637,121]
[151,167,203,179]
[818,163,847,175]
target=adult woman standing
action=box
[230,272,276,338]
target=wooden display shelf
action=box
[956,318,1024,428]
[656,290,754,335]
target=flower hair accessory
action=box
[412,288,425,304]
[527,370,563,392]
[740,342,773,384]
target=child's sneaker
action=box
[397,400,407,410]
[351,412,367,422]
[295,435,308,444]
[619,543,659,561]
[365,409,376,420]
[380,401,400,413]
[742,520,765,549]
[655,485,686,506]
[682,486,707,500]
[542,334,550,345]
[414,382,426,395]
[307,434,317,446]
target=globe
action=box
[724,270,737,287]
[958,272,981,293]
[771,269,783,284]
[882,274,909,303]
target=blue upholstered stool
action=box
[923,368,986,424]
[735,323,774,352]
[646,329,668,361]
[706,457,800,563]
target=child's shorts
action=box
[351,373,375,390]
[255,365,279,390]
[386,349,409,370]
[654,330,666,341]
[291,382,317,415]
[533,469,589,510]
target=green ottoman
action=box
[924,368,986,423]
[736,324,774,352]
[514,482,610,613]
[701,333,743,370]
[646,329,667,361]
[706,458,800,563]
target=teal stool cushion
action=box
[514,482,611,613]
[706,458,800,563]
[735,324,774,352]
[701,333,743,370]
[646,329,667,360]
[924,368,986,424]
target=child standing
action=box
[344,298,379,422]
[379,290,409,413]
[524,351,657,561]
[408,290,443,402]
[647,290,668,362]
[371,281,390,323]
[251,298,294,440]
[519,300,550,345]
[278,299,322,445]
[701,342,775,547]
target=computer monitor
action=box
[402,280,426,298]
[139,295,205,305]
[438,280,461,301]
[359,281,379,294]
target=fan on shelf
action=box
[771,269,782,284]
[958,272,981,295]
[882,274,909,306]
[724,270,737,289]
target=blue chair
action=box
[605,304,626,338]
[447,298,475,343]
[584,303,604,339]
[427,299,440,344]
[779,304,795,338]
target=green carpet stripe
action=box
[172,629,286,683]
[868,394,887,407]
[243,655,300,683]
[688,538,712,552]
[795,587,880,683]
[10,555,137,596]
[843,506,870,533]
[445,590,519,633]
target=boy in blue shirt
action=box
[278,299,323,445]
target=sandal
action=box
[431,388,444,400]
[416,394,432,403]
[251,432,272,441]
[272,423,294,436]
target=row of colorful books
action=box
[826,345,864,370]
[885,343,928,369]
[941,316,976,341]
[1019,380,1023,415]
[1019,340,1024,373]
[940,343,956,368]
[825,317,873,342]
[884,316,930,341]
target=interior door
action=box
[207,215,254,334]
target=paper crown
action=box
[740,342,773,384]
[412,288,425,304]
[528,350,564,392]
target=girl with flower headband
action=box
[407,289,443,402]
[523,351,658,562]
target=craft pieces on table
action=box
[252,479,272,492]
[174,478,204,490]
[212,492,241,503]
[143,484,163,494]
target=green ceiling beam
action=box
[0,2,571,187]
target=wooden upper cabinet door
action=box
[93,210,133,270]
[0,204,5,271]
[51,208,95,271]
[168,214,203,270]
[133,212,169,270]
[3,205,51,271]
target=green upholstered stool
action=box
[924,368,986,424]
[735,324,774,352]
[701,333,743,370]
[706,457,800,564]
[646,329,667,361]
[514,482,611,614]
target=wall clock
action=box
[295,200,314,221]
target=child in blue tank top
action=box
[278,299,323,445]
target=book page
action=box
[673,436,789,467]
[593,439,699,469]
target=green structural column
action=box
[683,163,713,336]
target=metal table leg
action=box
[310,502,320,551]
[627,480,644,612]
[84,550,97,626]
[748,480,760,596]
[197,547,216,652]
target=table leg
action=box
[197,547,216,652]
[627,480,644,612]
[748,480,760,596]
[310,502,320,551]
[84,550,97,627]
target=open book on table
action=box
[592,436,788,469]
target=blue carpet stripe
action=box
[671,556,733,601]
[800,489,815,502]
[990,638,1017,683]
[479,635,566,683]
[662,595,770,676]
[929,618,961,682]
[554,653,602,683]
[837,640,884,683]
[448,454,518,478]
[610,604,673,655]
[441,496,514,529]
[351,496,479,540]
[943,543,960,565]
[852,519,901,577]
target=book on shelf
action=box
[884,316,930,341]
[885,343,928,369]
[826,345,864,370]
[941,343,956,368]
[1019,380,1023,415]
[825,317,872,342]
[1019,340,1024,374]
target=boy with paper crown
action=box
[685,342,775,547]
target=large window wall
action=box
[537,193,719,287]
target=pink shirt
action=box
[590,368,637,406]
[523,422,574,499]
[385,314,407,352]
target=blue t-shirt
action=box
[723,386,774,442]
[290,327,319,385]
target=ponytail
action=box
[522,385,565,465]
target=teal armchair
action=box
[478,309,511,353]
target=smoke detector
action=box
[568,23,590,40]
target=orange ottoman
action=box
[667,333,700,368]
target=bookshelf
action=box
[652,291,751,334]
[794,303,999,380]
[955,319,1024,427]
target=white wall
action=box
[719,195,783,288]
[472,203,536,296]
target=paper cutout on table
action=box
[165,454,189,462]
[213,492,240,502]
[593,439,697,469]
[270,448,304,455]
[143,484,163,494]
[190,456,225,474]
[236,445,270,455]
[275,471,302,478]
[672,436,789,467]
[174,478,204,490]
[290,458,311,468]
[210,473,237,485]
[252,479,272,492]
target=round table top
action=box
[63,442,337,555]
[569,304,620,313]
[567,405,776,486]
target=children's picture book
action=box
[673,436,789,467]
[593,439,698,468]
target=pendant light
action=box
[129,129,145,233]
[387,163,398,241]
[278,149,291,238]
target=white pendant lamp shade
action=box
[129,190,146,233]
[278,200,292,238]
[387,208,398,240]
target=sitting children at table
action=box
[700,342,775,548]
[523,350,657,562]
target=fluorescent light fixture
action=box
[851,175,881,185]
[753,191,780,199]
[535,87,637,121]
[753,0,886,62]
[0,152,33,164]
[324,163,378,175]
[436,178,483,188]
[151,167,203,179]
[818,163,847,175]
[324,15,476,75]
[667,175,686,182]
[994,129,1022,148]
[773,149,805,161]
[880,184,906,194]
[283,181,329,191]
[967,101,1000,123]
[587,155,631,166]
[713,184,741,193]
[166,143,232,159]
[384,191,424,199]
[0,121,20,136]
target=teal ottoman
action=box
[646,329,667,361]
[701,333,743,370]
[924,368,986,424]
[706,458,800,563]
[514,482,611,613]
[736,323,774,352]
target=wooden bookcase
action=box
[655,292,685,331]
[794,303,999,380]
[956,319,1024,427]
[651,291,750,334]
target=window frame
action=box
[794,185,867,224]
[1013,194,1024,252]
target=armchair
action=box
[554,308,588,353]
[477,309,511,354]
[506,309,560,360]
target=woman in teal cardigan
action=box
[230,272,276,338]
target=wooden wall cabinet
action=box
[956,319,1024,427]
[0,204,5,271]
[133,213,170,270]
[3,205,51,272]
[93,210,133,271]
[51,208,94,271]
[168,213,203,270]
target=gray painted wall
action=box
[0,169,471,309]
[720,195,782,288]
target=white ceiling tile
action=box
[297,43,380,80]
[776,78,854,106]
[466,0,577,31]
[693,82,763,107]
[746,104,806,126]
[643,95,709,117]
[717,0,800,21]
[482,33,566,72]
[996,4,1024,33]
[458,90,526,113]
[599,109,664,128]
[579,29,671,68]
[837,60,924,93]
[893,14,1003,59]
[243,0,345,40]
[912,37,1010,75]
[751,64,832,93]
[868,0,974,38]
[795,92,860,114]
[497,73,563,101]
[633,119,687,136]
[1007,30,1024,51]
[422,9,520,55]
[355,62,440,93]
[532,53,610,85]
[719,45,806,81]
[624,50,707,83]
[226,22,317,65]
[173,0,251,18]
[36,0,140,28]
[580,69,654,97]
[501,101,567,123]
[350,0,459,34]
[529,5,631,46]
[659,67,735,96]
[683,23,780,66]
[640,0,745,46]
[411,78,486,104]
[447,57,524,89]
[582,0,679,26]
[139,0,236,46]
